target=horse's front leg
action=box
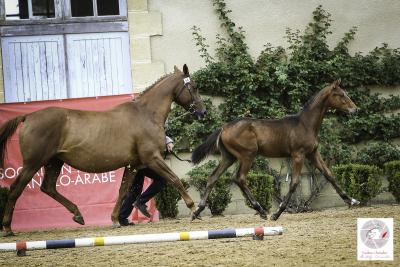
[147,156,196,215]
[308,150,360,207]
[111,166,136,227]
[271,154,304,221]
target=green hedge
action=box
[356,142,400,168]
[155,179,189,219]
[245,171,274,213]
[333,164,382,205]
[384,160,400,203]
[187,160,232,216]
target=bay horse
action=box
[0,64,206,236]
[190,80,359,221]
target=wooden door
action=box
[1,35,67,102]
[66,32,132,98]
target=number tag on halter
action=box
[183,77,191,84]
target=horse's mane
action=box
[136,73,174,99]
[302,84,332,111]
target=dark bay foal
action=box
[191,80,359,220]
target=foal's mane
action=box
[302,84,333,111]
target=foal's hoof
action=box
[350,198,360,207]
[191,211,202,221]
[259,212,268,220]
[270,213,280,221]
[73,215,85,225]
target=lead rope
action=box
[163,148,192,163]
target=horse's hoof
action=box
[1,230,15,237]
[270,213,279,221]
[111,221,121,228]
[191,212,202,221]
[259,213,268,220]
[351,198,360,206]
[73,215,85,225]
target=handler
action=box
[118,136,174,226]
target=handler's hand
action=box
[167,142,174,152]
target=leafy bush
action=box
[319,117,355,166]
[0,186,9,224]
[245,171,274,213]
[355,142,400,168]
[155,179,189,218]
[333,164,382,205]
[187,160,232,216]
[384,160,400,203]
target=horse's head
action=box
[173,64,207,119]
[326,79,358,114]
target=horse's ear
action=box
[333,79,341,87]
[174,65,180,73]
[183,64,189,76]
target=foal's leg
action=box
[193,156,236,219]
[2,165,40,236]
[41,159,85,225]
[233,158,268,219]
[111,166,136,227]
[271,154,304,220]
[307,150,360,206]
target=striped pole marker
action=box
[0,226,282,255]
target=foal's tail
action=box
[0,116,25,168]
[191,128,225,165]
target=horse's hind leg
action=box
[40,159,85,225]
[233,158,268,219]
[2,165,40,236]
[271,154,304,220]
[193,156,236,219]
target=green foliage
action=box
[167,98,223,150]
[319,117,355,166]
[167,1,400,166]
[355,142,400,168]
[0,186,9,223]
[155,179,189,219]
[383,160,400,203]
[245,171,274,213]
[333,164,382,205]
[187,160,232,216]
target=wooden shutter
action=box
[1,35,67,102]
[66,32,132,98]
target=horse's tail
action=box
[191,128,223,165]
[0,116,25,168]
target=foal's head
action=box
[325,79,358,114]
[173,64,207,119]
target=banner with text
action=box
[0,95,159,231]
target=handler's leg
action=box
[118,169,145,225]
[133,168,166,218]
[111,166,136,226]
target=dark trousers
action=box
[118,168,166,220]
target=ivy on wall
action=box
[167,1,400,165]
